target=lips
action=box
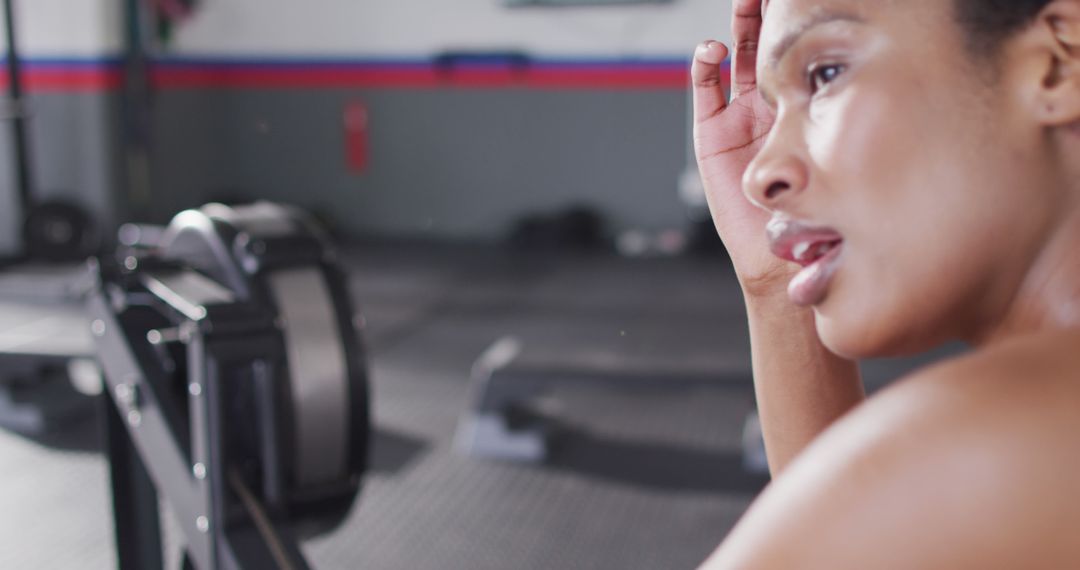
[766,216,845,307]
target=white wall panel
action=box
[0,0,122,57]
[169,0,733,58]
[0,0,735,59]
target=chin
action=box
[815,313,887,359]
[814,298,948,360]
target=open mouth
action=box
[788,241,844,307]
[766,217,846,307]
[791,238,844,268]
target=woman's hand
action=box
[691,3,866,487]
[693,0,788,298]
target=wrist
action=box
[739,273,794,307]
[741,281,814,323]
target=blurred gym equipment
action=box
[457,334,767,473]
[0,0,102,434]
[2,0,99,262]
[87,202,370,570]
[0,271,97,433]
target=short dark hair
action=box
[955,0,1053,53]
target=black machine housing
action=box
[89,202,370,570]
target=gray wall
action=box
[0,86,693,243]
[0,124,18,256]
[150,88,693,241]
[0,92,123,255]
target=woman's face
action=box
[749,0,1063,357]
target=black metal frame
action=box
[91,261,311,569]
[89,203,370,570]
[2,0,32,216]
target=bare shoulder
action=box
[897,327,1080,416]
[703,330,1080,569]
[907,328,1080,432]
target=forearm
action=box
[745,291,864,474]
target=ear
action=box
[1017,0,1080,127]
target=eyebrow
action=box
[757,10,865,106]
[765,10,865,71]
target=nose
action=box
[742,128,809,211]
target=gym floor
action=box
[0,242,951,570]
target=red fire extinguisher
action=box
[344,100,369,173]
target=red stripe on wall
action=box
[150,66,693,90]
[0,61,726,92]
[526,68,690,89]
[149,67,444,89]
[0,68,124,92]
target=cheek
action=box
[806,82,936,268]
[799,58,1049,355]
[804,80,940,244]
[802,83,984,355]
[805,84,899,185]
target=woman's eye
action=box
[809,64,845,94]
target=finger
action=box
[692,41,730,123]
[732,0,763,97]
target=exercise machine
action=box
[87,202,370,569]
[0,0,104,435]
[1,0,100,261]
[457,335,768,475]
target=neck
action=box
[979,209,1080,345]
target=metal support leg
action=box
[104,394,164,570]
